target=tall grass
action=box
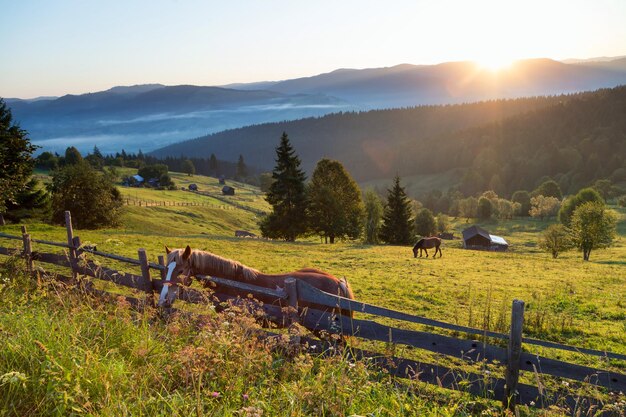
[1,263,537,417]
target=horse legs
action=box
[424,248,429,257]
[435,246,442,258]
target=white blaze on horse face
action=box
[158,261,177,307]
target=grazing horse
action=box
[412,237,442,258]
[165,245,354,317]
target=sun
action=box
[475,56,515,72]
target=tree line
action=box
[260,132,447,245]
[152,86,626,198]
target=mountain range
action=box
[5,56,626,158]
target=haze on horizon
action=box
[2,0,626,99]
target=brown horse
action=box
[412,237,442,258]
[165,245,354,316]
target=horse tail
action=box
[338,276,354,300]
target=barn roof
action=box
[132,174,144,182]
[462,225,491,241]
[489,234,508,246]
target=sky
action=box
[1,0,626,98]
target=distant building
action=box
[189,183,198,191]
[219,175,226,185]
[235,230,256,238]
[130,174,144,187]
[462,225,508,251]
[222,186,235,196]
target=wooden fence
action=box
[124,199,237,210]
[0,211,624,415]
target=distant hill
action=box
[228,58,626,108]
[6,85,349,154]
[151,86,626,197]
[7,56,626,157]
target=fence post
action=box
[137,249,154,307]
[21,228,33,276]
[158,255,167,279]
[285,277,299,325]
[65,211,78,279]
[504,299,525,411]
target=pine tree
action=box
[260,132,308,241]
[0,98,37,213]
[379,176,413,244]
[209,153,218,175]
[307,159,364,243]
[3,177,50,222]
[236,154,248,179]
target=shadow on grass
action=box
[594,259,626,266]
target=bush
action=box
[477,197,492,219]
[50,163,123,229]
[414,208,436,237]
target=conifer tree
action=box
[236,154,248,179]
[379,175,413,244]
[209,153,218,175]
[260,132,308,241]
[0,98,37,213]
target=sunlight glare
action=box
[475,56,515,72]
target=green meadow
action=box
[1,172,625,416]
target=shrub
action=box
[50,163,123,229]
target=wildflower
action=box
[211,391,220,398]
[530,401,535,406]
[562,381,570,387]
[243,393,249,401]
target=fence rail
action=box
[0,211,624,414]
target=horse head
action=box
[165,245,194,286]
[412,239,423,258]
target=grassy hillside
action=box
[1,180,625,415]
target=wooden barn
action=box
[222,186,235,196]
[462,225,509,251]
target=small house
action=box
[131,174,144,186]
[462,225,508,251]
[222,186,235,196]
[189,183,198,191]
[147,177,160,188]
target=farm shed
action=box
[462,225,508,251]
[222,186,235,196]
[131,174,144,185]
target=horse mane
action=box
[191,249,260,281]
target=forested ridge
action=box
[151,87,626,196]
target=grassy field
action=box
[1,173,625,416]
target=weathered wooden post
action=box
[504,299,525,411]
[158,255,167,279]
[285,277,300,346]
[64,211,78,279]
[285,278,299,325]
[137,249,155,307]
[0,214,5,226]
[21,227,33,276]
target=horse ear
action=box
[182,245,192,260]
[165,245,172,255]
